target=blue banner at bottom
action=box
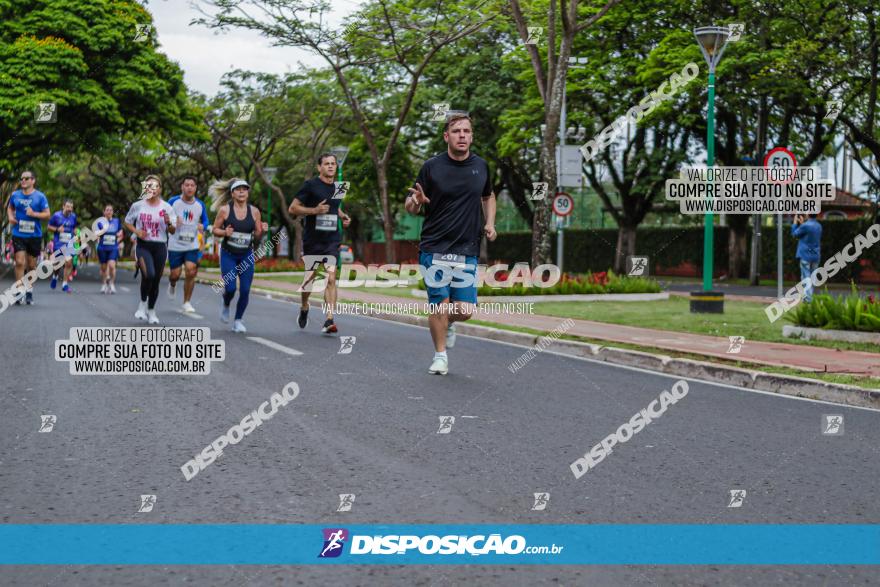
[0,525,878,565]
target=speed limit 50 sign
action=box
[552,192,574,217]
[764,147,798,184]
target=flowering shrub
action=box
[198,254,304,272]
[477,270,660,296]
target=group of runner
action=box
[5,112,497,373]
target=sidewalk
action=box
[249,276,880,378]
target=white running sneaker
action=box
[232,320,247,333]
[109,283,116,294]
[147,309,160,324]
[446,323,457,349]
[428,356,448,375]
[220,305,230,323]
[134,300,148,321]
[182,301,196,313]
[167,282,176,299]
[101,283,108,294]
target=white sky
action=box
[149,0,362,96]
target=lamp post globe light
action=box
[690,25,730,314]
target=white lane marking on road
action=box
[408,396,423,400]
[246,337,303,356]
[120,286,130,292]
[355,315,880,413]
[461,415,478,419]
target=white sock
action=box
[434,351,447,360]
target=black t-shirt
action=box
[295,177,342,252]
[415,152,493,256]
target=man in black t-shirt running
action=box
[289,153,351,334]
[406,113,497,375]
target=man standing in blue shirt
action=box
[791,214,822,303]
[47,198,77,293]
[5,170,51,305]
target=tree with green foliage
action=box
[0,0,203,184]
[193,70,351,259]
[199,0,494,262]
[508,0,622,266]
[566,1,696,273]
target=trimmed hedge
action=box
[488,218,879,282]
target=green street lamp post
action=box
[691,25,731,313]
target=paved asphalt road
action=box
[1,263,878,586]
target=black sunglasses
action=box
[20,176,34,180]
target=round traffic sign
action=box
[552,192,574,216]
[763,147,798,184]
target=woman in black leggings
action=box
[123,175,177,324]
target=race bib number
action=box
[178,227,197,244]
[229,231,252,247]
[102,234,117,246]
[431,253,467,268]
[316,214,338,232]
[18,220,35,234]
[59,231,72,243]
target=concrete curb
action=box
[199,279,880,409]
[783,324,880,345]
[409,290,670,303]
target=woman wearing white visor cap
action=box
[210,178,267,332]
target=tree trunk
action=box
[533,130,559,266]
[377,165,395,263]
[727,215,749,278]
[614,224,636,274]
[293,220,302,261]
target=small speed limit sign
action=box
[552,192,574,216]
[764,147,798,184]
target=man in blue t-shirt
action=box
[5,170,51,304]
[406,113,497,375]
[167,176,210,313]
[792,214,823,302]
[47,198,78,293]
